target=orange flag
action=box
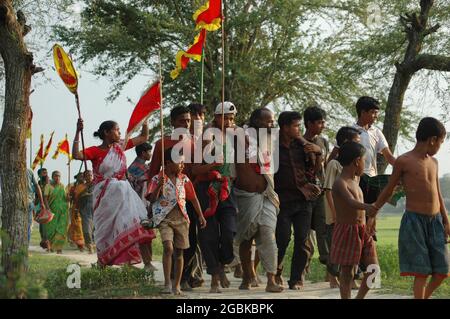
[193,0,222,31]
[31,134,44,170]
[171,29,207,79]
[42,131,54,165]
[52,134,71,160]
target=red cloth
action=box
[126,81,160,139]
[330,223,377,266]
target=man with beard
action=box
[234,108,283,293]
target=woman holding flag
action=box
[72,119,155,267]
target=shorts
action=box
[158,206,190,250]
[330,223,377,267]
[399,211,450,278]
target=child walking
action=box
[330,142,378,299]
[323,126,361,289]
[147,148,206,295]
[374,117,449,299]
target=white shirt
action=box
[353,123,389,177]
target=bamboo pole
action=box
[221,0,226,151]
[75,92,88,172]
[158,52,165,192]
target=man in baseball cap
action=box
[214,101,237,115]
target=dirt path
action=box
[29,245,409,299]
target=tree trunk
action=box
[0,0,34,297]
[379,0,439,173]
[379,70,413,173]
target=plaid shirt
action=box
[127,157,148,196]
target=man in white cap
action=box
[193,101,238,293]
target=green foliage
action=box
[52,0,450,140]
[44,264,156,298]
[53,0,363,126]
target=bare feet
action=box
[161,286,172,294]
[234,264,243,278]
[172,284,182,295]
[275,274,285,287]
[144,263,158,272]
[251,277,260,288]
[180,281,193,291]
[172,289,183,296]
[239,278,251,290]
[266,282,284,293]
[329,275,340,289]
[219,271,230,288]
[209,285,222,293]
[289,281,304,290]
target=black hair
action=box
[336,126,361,147]
[356,96,380,117]
[278,111,302,129]
[188,103,206,116]
[170,106,190,121]
[37,168,47,176]
[135,142,152,157]
[416,117,446,142]
[249,108,272,128]
[163,147,175,165]
[93,121,118,140]
[337,141,366,166]
[303,106,327,127]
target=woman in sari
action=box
[43,171,69,254]
[72,119,155,266]
[67,173,85,251]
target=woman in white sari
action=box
[72,119,155,266]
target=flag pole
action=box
[221,0,226,147]
[68,157,71,188]
[200,33,207,105]
[75,92,88,172]
[158,52,165,183]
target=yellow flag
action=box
[53,44,78,94]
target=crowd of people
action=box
[25,96,449,299]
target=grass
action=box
[17,223,160,299]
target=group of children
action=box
[71,98,449,299]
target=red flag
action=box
[193,0,222,31]
[52,134,71,160]
[125,81,161,142]
[171,29,207,79]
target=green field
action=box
[376,214,402,247]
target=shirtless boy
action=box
[373,117,449,299]
[330,142,378,299]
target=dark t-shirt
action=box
[275,139,309,204]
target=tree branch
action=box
[412,54,450,72]
[423,23,440,36]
